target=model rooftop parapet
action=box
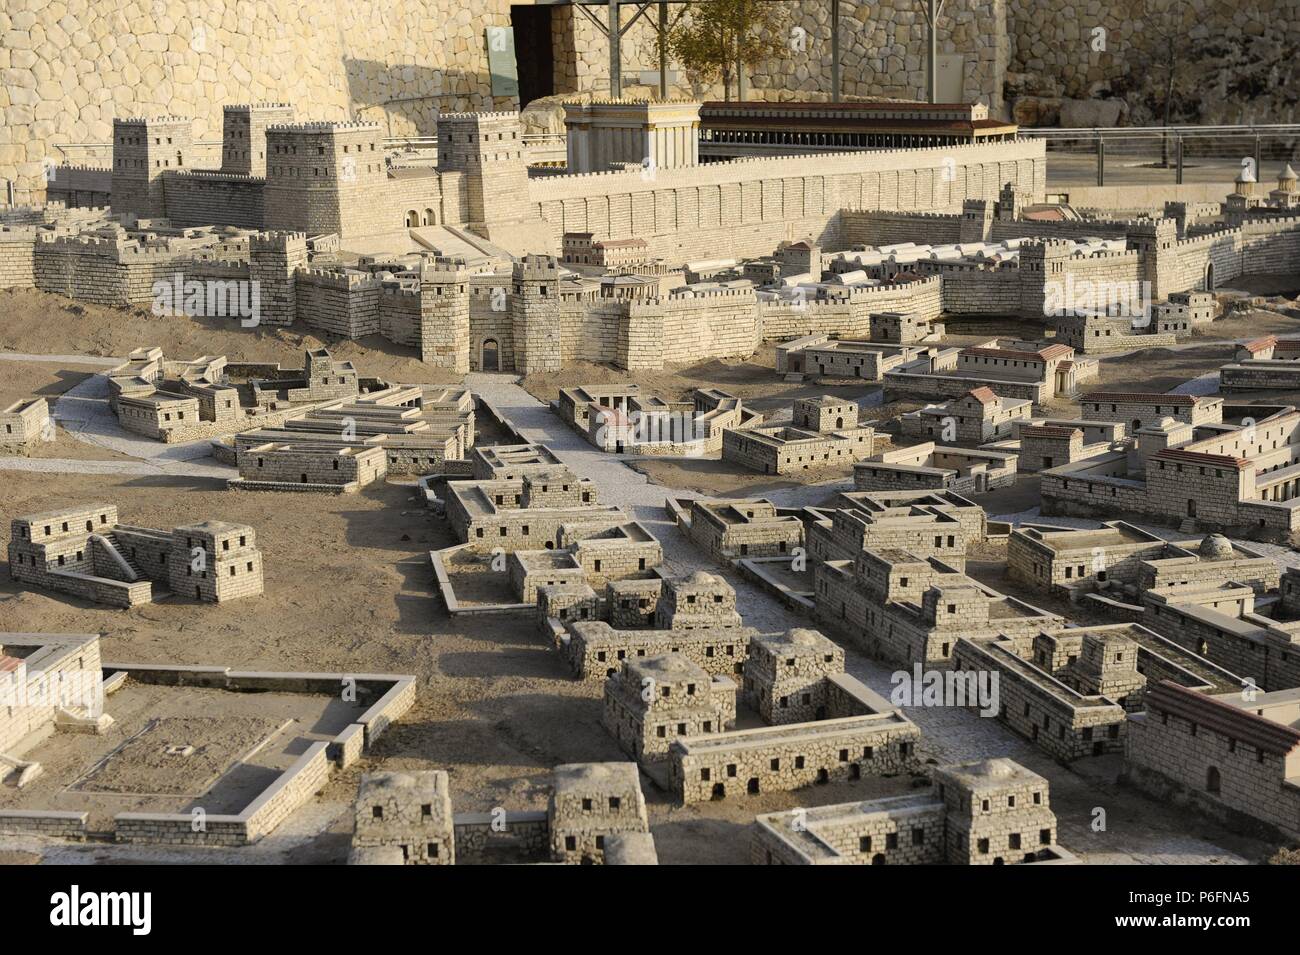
[8,504,263,607]
[753,757,1074,866]
[350,770,454,865]
[602,653,737,765]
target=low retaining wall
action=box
[114,742,331,847]
[452,810,550,863]
[0,809,89,839]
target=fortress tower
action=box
[1020,238,1072,318]
[221,103,295,177]
[110,116,195,218]
[418,256,471,372]
[1125,218,1178,299]
[996,181,1028,222]
[249,231,309,327]
[263,121,387,240]
[960,198,995,243]
[435,112,554,254]
[510,254,562,374]
[436,112,530,230]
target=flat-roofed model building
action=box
[444,466,624,553]
[743,628,845,725]
[548,762,651,864]
[806,489,987,567]
[1125,681,1300,840]
[231,442,387,493]
[603,653,736,764]
[350,770,455,865]
[684,498,804,561]
[8,504,263,607]
[0,397,51,453]
[752,758,1074,865]
[855,442,1017,495]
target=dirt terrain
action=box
[1,468,903,863]
[0,359,137,461]
[629,456,853,498]
[3,287,1296,865]
[0,288,461,387]
[520,344,886,416]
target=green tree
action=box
[658,0,791,101]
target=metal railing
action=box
[1021,124,1300,186]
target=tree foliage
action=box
[658,0,790,100]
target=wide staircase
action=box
[90,532,142,582]
[408,225,513,264]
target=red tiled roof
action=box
[1241,335,1277,354]
[962,348,1042,362]
[1022,207,1069,222]
[962,343,1072,362]
[1153,448,1249,471]
[965,386,997,405]
[594,238,648,249]
[1081,392,1199,407]
[1145,680,1300,757]
[1022,426,1083,438]
[0,655,24,673]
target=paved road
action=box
[0,352,121,366]
[0,351,233,478]
[465,371,1259,861]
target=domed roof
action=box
[683,570,721,586]
[1198,534,1234,559]
[973,758,1017,778]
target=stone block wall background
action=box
[4,0,1294,202]
[1,0,518,202]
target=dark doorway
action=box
[510,6,555,107]
[481,338,500,372]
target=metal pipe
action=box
[832,0,840,102]
[609,0,621,98]
[658,2,667,100]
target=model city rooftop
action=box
[2,4,1300,874]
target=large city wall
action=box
[529,139,1047,261]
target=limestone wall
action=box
[1,0,518,202]
[1004,0,1298,125]
[1125,710,1300,839]
[528,139,1047,261]
[670,713,922,804]
[162,172,264,229]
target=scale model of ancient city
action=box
[0,0,1298,866]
